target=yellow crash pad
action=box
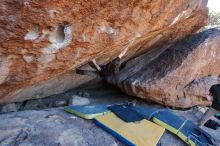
[95,112,165,146]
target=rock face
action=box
[106,29,220,108]
[0,108,123,146]
[0,0,208,104]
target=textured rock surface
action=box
[106,29,220,108]
[1,71,92,104]
[0,0,208,104]
[0,80,219,146]
[0,108,123,146]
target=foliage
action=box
[208,11,220,27]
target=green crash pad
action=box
[64,104,110,119]
[134,106,215,146]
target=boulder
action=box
[106,29,220,108]
[0,0,208,104]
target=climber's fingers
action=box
[88,59,102,72]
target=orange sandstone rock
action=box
[106,29,220,108]
[0,0,208,103]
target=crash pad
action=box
[108,104,144,122]
[94,112,165,146]
[215,113,220,120]
[64,104,110,119]
[134,106,215,146]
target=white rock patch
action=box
[99,25,117,35]
[24,25,40,41]
[42,25,72,54]
[170,10,189,25]
[23,54,34,63]
[48,10,58,18]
